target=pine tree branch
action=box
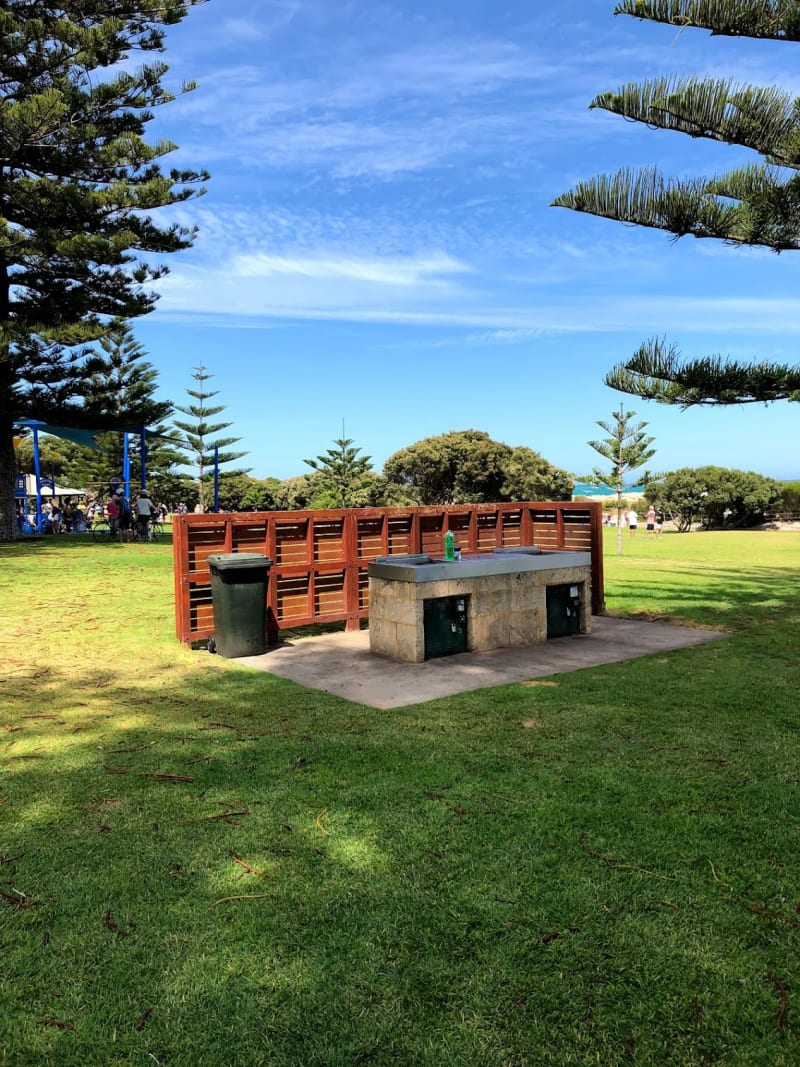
[615,0,800,41]
[552,166,800,249]
[605,337,800,405]
[590,77,800,167]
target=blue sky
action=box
[132,0,800,482]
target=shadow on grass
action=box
[605,561,800,633]
[3,635,800,1065]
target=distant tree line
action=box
[14,427,574,512]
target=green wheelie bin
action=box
[207,552,272,658]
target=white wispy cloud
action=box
[163,26,563,179]
[154,246,800,335]
[231,251,469,286]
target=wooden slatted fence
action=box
[173,502,605,646]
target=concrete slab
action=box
[235,616,727,709]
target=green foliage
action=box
[215,473,281,512]
[304,437,375,508]
[59,322,181,493]
[383,430,508,505]
[172,365,248,509]
[240,477,282,512]
[605,337,800,406]
[383,430,572,505]
[646,465,781,529]
[779,479,800,517]
[274,474,318,511]
[0,1,208,540]
[13,432,73,479]
[500,445,574,501]
[146,471,198,510]
[553,2,800,408]
[615,0,800,41]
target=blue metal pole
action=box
[213,444,220,513]
[33,426,43,533]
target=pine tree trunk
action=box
[0,249,18,541]
[0,413,19,543]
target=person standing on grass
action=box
[116,489,132,541]
[106,492,120,539]
[135,489,155,540]
[655,509,664,538]
[627,507,638,537]
[646,505,656,536]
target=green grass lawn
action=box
[1,528,799,1066]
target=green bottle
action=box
[444,530,456,561]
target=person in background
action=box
[627,507,638,537]
[655,509,665,538]
[51,504,63,534]
[135,488,155,540]
[116,489,132,541]
[645,505,656,536]
[106,492,120,539]
[70,503,86,532]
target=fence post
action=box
[344,510,361,631]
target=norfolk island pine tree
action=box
[172,365,249,511]
[0,2,208,541]
[586,405,657,555]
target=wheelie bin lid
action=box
[207,552,272,571]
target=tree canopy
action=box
[551,0,800,408]
[304,436,375,509]
[646,465,781,530]
[383,430,573,506]
[0,1,207,540]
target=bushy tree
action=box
[240,477,282,512]
[384,431,572,505]
[13,433,72,480]
[0,2,208,540]
[552,1,800,407]
[778,480,800,519]
[214,473,282,512]
[147,472,198,512]
[501,446,573,502]
[646,466,781,530]
[587,406,656,553]
[172,365,248,510]
[274,474,319,512]
[383,430,505,505]
[385,430,563,506]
